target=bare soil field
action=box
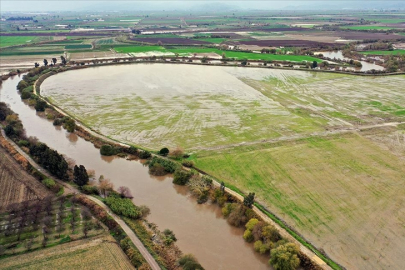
[0,55,58,73]
[238,39,335,47]
[0,234,134,270]
[0,142,50,211]
[0,32,113,37]
[69,51,129,61]
[131,37,211,45]
[332,31,402,40]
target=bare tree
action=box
[83,222,93,238]
[25,239,33,251]
[42,216,52,228]
[99,178,114,197]
[117,186,133,199]
[169,146,184,159]
[81,208,92,221]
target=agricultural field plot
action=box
[64,44,92,50]
[0,144,50,211]
[0,234,134,270]
[242,72,405,125]
[195,37,228,43]
[342,25,401,30]
[95,38,118,45]
[68,51,128,61]
[360,49,405,55]
[41,66,405,151]
[0,45,65,56]
[0,196,104,256]
[192,133,405,270]
[114,45,321,62]
[41,65,331,150]
[0,36,52,48]
[0,54,61,73]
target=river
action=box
[0,74,270,270]
[317,50,384,72]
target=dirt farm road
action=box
[1,130,161,270]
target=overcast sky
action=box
[1,1,404,12]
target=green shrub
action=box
[173,169,193,185]
[100,145,116,156]
[178,254,204,270]
[82,185,99,195]
[269,243,300,270]
[138,150,151,159]
[34,100,47,112]
[243,229,254,242]
[147,156,179,175]
[18,140,29,147]
[245,218,260,231]
[162,229,177,246]
[63,118,76,132]
[127,146,137,154]
[21,88,32,99]
[4,125,15,137]
[105,196,141,219]
[222,203,236,217]
[53,118,62,126]
[159,147,169,156]
[182,160,195,168]
[42,178,56,189]
[17,80,29,91]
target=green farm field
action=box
[360,49,405,55]
[114,45,321,62]
[192,133,405,270]
[0,234,134,270]
[342,25,400,30]
[40,64,405,270]
[0,36,52,48]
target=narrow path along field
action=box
[0,129,160,270]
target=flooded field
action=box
[40,63,405,269]
[41,64,404,151]
[0,76,270,270]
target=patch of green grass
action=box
[360,50,405,55]
[367,18,405,23]
[342,25,399,30]
[394,110,405,116]
[193,134,405,269]
[0,36,50,48]
[65,44,92,49]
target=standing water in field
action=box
[0,75,271,269]
[317,50,384,72]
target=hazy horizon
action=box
[1,0,404,13]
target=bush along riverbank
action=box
[28,66,338,269]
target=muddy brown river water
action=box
[0,74,271,269]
